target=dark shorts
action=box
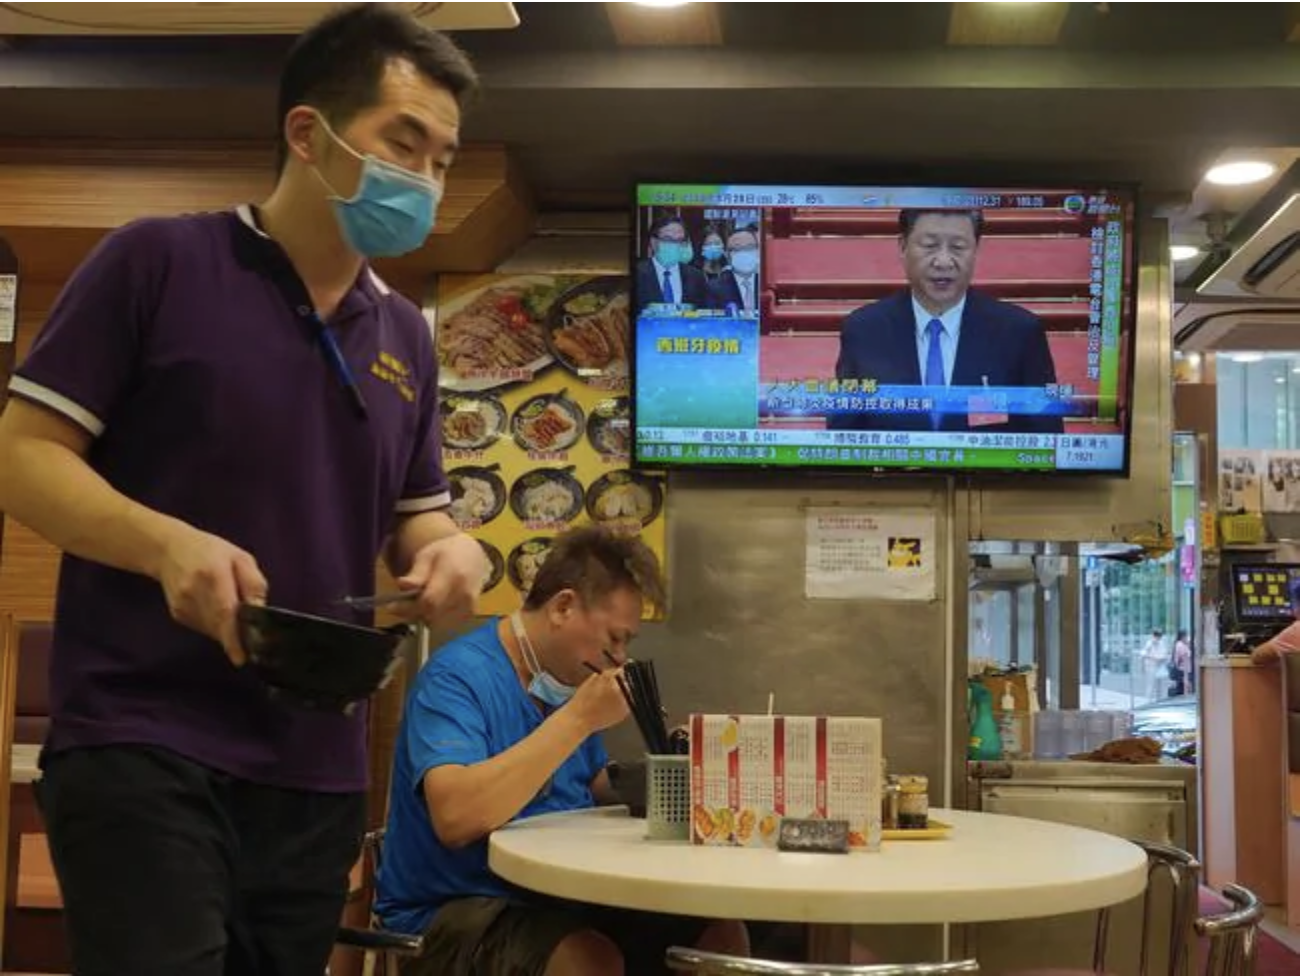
[401,893,714,976]
[36,743,365,976]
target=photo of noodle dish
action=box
[447,466,506,529]
[586,470,663,528]
[586,397,631,459]
[545,276,631,391]
[439,394,507,451]
[436,275,578,392]
[479,541,505,593]
[508,537,553,593]
[512,392,584,454]
[510,469,584,527]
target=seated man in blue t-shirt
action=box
[376,524,749,975]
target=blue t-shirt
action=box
[375,619,608,935]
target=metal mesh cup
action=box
[645,754,690,841]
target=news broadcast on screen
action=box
[631,183,1137,475]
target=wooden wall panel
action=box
[0,141,534,288]
[0,281,62,623]
[0,526,57,625]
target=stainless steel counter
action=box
[962,758,1198,975]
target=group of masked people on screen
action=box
[635,215,762,317]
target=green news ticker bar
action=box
[636,445,1058,470]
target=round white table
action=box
[489,806,1148,963]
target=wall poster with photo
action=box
[433,272,667,619]
[1217,450,1265,513]
[1262,450,1301,514]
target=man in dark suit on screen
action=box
[830,209,1063,434]
[634,215,710,316]
[708,227,762,315]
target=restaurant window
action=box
[1080,553,1180,710]
[1216,352,1300,450]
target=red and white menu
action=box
[689,714,882,851]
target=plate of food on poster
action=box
[508,537,553,593]
[586,470,664,528]
[544,276,631,392]
[479,541,506,593]
[510,468,585,528]
[437,275,584,392]
[586,396,631,459]
[447,465,507,529]
[512,391,585,455]
[440,393,508,452]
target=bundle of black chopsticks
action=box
[589,653,685,755]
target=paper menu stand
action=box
[688,714,882,852]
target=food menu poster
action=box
[689,714,882,851]
[433,272,667,619]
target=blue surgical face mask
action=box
[730,247,760,276]
[702,243,725,262]
[315,115,442,258]
[655,239,693,266]
[512,613,576,708]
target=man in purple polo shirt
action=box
[0,6,485,975]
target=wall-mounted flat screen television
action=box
[631,183,1138,475]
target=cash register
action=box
[1221,561,1300,654]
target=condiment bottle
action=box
[882,774,901,830]
[897,774,929,829]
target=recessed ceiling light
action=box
[1170,245,1201,262]
[1229,352,1266,364]
[1205,161,1277,187]
[1187,353,1202,367]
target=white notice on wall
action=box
[805,508,936,601]
[0,275,16,344]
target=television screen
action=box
[631,183,1137,474]
[1229,563,1300,625]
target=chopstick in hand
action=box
[586,662,655,751]
[624,660,670,755]
[587,656,674,756]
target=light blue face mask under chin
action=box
[315,117,442,258]
[512,613,577,708]
[528,670,576,709]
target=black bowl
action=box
[237,604,414,713]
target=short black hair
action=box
[898,209,985,241]
[275,3,479,171]
[524,525,667,616]
[649,215,687,241]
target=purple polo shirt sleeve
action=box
[394,304,451,516]
[10,221,165,436]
